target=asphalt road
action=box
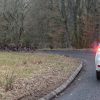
[43,50,100,100]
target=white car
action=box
[95,45,100,80]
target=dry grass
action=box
[0,52,80,100]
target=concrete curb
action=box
[39,62,83,100]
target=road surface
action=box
[43,50,100,100]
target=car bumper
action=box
[96,68,100,71]
[96,64,100,71]
[95,58,100,71]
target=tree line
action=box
[0,0,99,51]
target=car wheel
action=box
[96,71,100,80]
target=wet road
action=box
[43,50,100,100]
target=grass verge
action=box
[0,52,80,100]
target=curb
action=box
[39,62,83,100]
